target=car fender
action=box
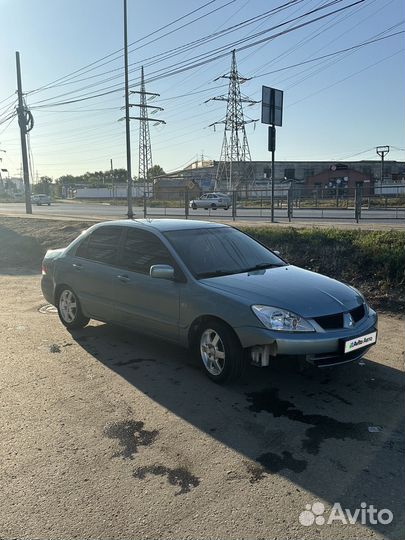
[178,282,259,347]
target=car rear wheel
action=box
[191,203,197,210]
[196,321,245,383]
[57,287,89,330]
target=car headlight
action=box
[251,305,315,332]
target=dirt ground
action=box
[0,216,404,539]
[0,272,404,540]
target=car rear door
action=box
[113,227,182,342]
[65,225,124,321]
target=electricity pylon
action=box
[130,66,165,198]
[206,50,258,190]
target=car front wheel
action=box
[191,203,197,210]
[196,321,245,383]
[57,287,89,330]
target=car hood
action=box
[199,265,363,317]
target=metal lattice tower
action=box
[207,50,258,190]
[130,66,165,197]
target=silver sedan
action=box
[189,193,231,210]
[41,219,377,383]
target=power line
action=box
[250,30,404,78]
[31,1,302,96]
[287,47,404,107]
[27,0,235,96]
[28,0,365,110]
[0,114,17,137]
[28,0,304,106]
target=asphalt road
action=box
[1,201,404,225]
[1,273,404,539]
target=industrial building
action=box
[167,159,405,194]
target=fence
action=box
[131,185,405,222]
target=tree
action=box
[56,169,136,186]
[33,176,53,195]
[56,174,76,185]
[148,165,165,179]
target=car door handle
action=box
[116,274,130,283]
[72,263,83,270]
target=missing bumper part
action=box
[250,343,277,367]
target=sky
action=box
[0,0,404,180]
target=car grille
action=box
[350,304,365,322]
[314,304,365,330]
[309,346,371,367]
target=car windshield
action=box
[164,227,286,279]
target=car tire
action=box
[211,203,217,210]
[191,203,197,210]
[195,320,245,383]
[57,286,89,330]
[224,206,229,210]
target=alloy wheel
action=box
[200,328,226,376]
[59,289,77,323]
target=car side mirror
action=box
[150,264,175,280]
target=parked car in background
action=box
[41,219,377,383]
[32,193,51,206]
[190,192,231,210]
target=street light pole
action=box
[123,0,133,219]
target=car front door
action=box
[197,194,207,208]
[65,225,124,321]
[113,227,182,342]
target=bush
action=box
[239,226,405,294]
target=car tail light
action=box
[41,263,47,275]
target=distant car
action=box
[190,192,231,210]
[41,219,377,383]
[32,194,51,206]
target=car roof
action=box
[93,219,229,233]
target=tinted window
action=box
[120,229,174,275]
[164,227,285,278]
[80,226,122,265]
[75,236,89,258]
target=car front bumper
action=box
[236,309,378,366]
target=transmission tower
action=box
[130,66,165,198]
[206,50,258,190]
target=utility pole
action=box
[123,0,133,219]
[15,51,33,214]
[376,146,390,184]
[130,66,165,217]
[206,50,258,191]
